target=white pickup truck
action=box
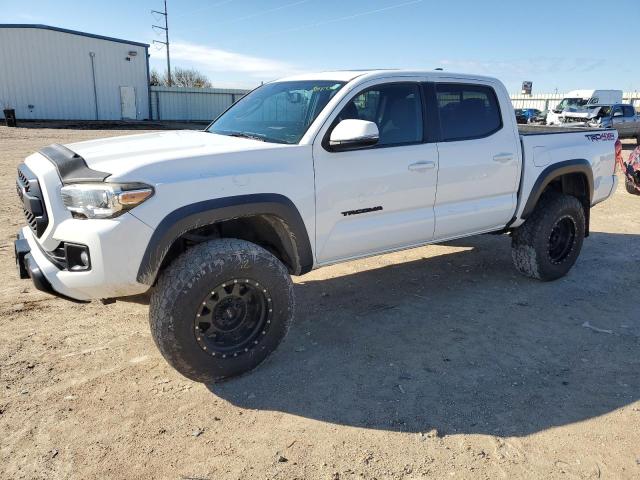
[14,70,621,382]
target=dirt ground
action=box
[0,125,638,480]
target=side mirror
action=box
[329,119,379,151]
[613,110,623,117]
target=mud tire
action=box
[511,193,585,281]
[149,238,294,383]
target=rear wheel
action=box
[511,193,585,281]
[149,238,294,383]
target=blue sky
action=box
[3,0,639,92]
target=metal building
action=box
[0,24,150,120]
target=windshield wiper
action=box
[210,129,289,144]
[227,131,267,142]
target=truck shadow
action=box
[208,232,639,437]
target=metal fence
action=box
[149,86,640,121]
[150,86,251,121]
[510,92,640,111]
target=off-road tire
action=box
[149,238,294,383]
[625,178,640,195]
[511,193,585,281]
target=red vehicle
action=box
[620,144,640,195]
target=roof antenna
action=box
[435,68,443,71]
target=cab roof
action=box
[276,69,500,84]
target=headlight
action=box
[60,183,153,219]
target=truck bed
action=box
[515,124,618,225]
[518,124,609,135]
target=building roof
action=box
[0,24,149,48]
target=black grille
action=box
[16,164,49,237]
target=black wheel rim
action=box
[548,215,576,264]
[194,279,272,358]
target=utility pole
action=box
[152,0,172,86]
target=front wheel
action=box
[149,238,295,383]
[511,193,586,281]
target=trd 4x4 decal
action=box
[585,132,615,142]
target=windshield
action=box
[208,80,345,144]
[556,97,588,111]
[586,105,611,117]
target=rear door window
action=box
[435,83,502,141]
[623,106,636,117]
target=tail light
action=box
[614,139,623,171]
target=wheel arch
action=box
[520,159,593,235]
[136,194,314,285]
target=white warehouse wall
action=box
[0,25,150,120]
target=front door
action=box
[120,86,137,120]
[313,81,438,264]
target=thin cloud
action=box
[260,0,423,37]
[174,0,237,18]
[219,0,312,26]
[438,57,608,76]
[174,0,313,37]
[435,57,612,92]
[151,41,299,79]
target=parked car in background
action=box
[514,108,541,124]
[561,104,640,143]
[546,89,623,125]
[530,110,548,124]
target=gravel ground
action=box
[0,125,638,479]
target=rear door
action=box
[312,79,439,264]
[432,81,521,239]
[622,105,637,137]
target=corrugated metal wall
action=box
[510,92,640,110]
[150,87,250,121]
[0,26,149,120]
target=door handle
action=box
[408,161,436,171]
[493,153,514,163]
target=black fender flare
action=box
[520,159,594,220]
[136,193,314,285]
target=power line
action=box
[152,0,172,86]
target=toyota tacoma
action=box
[14,70,621,382]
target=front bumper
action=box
[15,151,156,302]
[15,231,88,303]
[14,213,154,302]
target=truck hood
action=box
[64,130,291,178]
[561,108,599,120]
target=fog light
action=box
[65,243,91,271]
